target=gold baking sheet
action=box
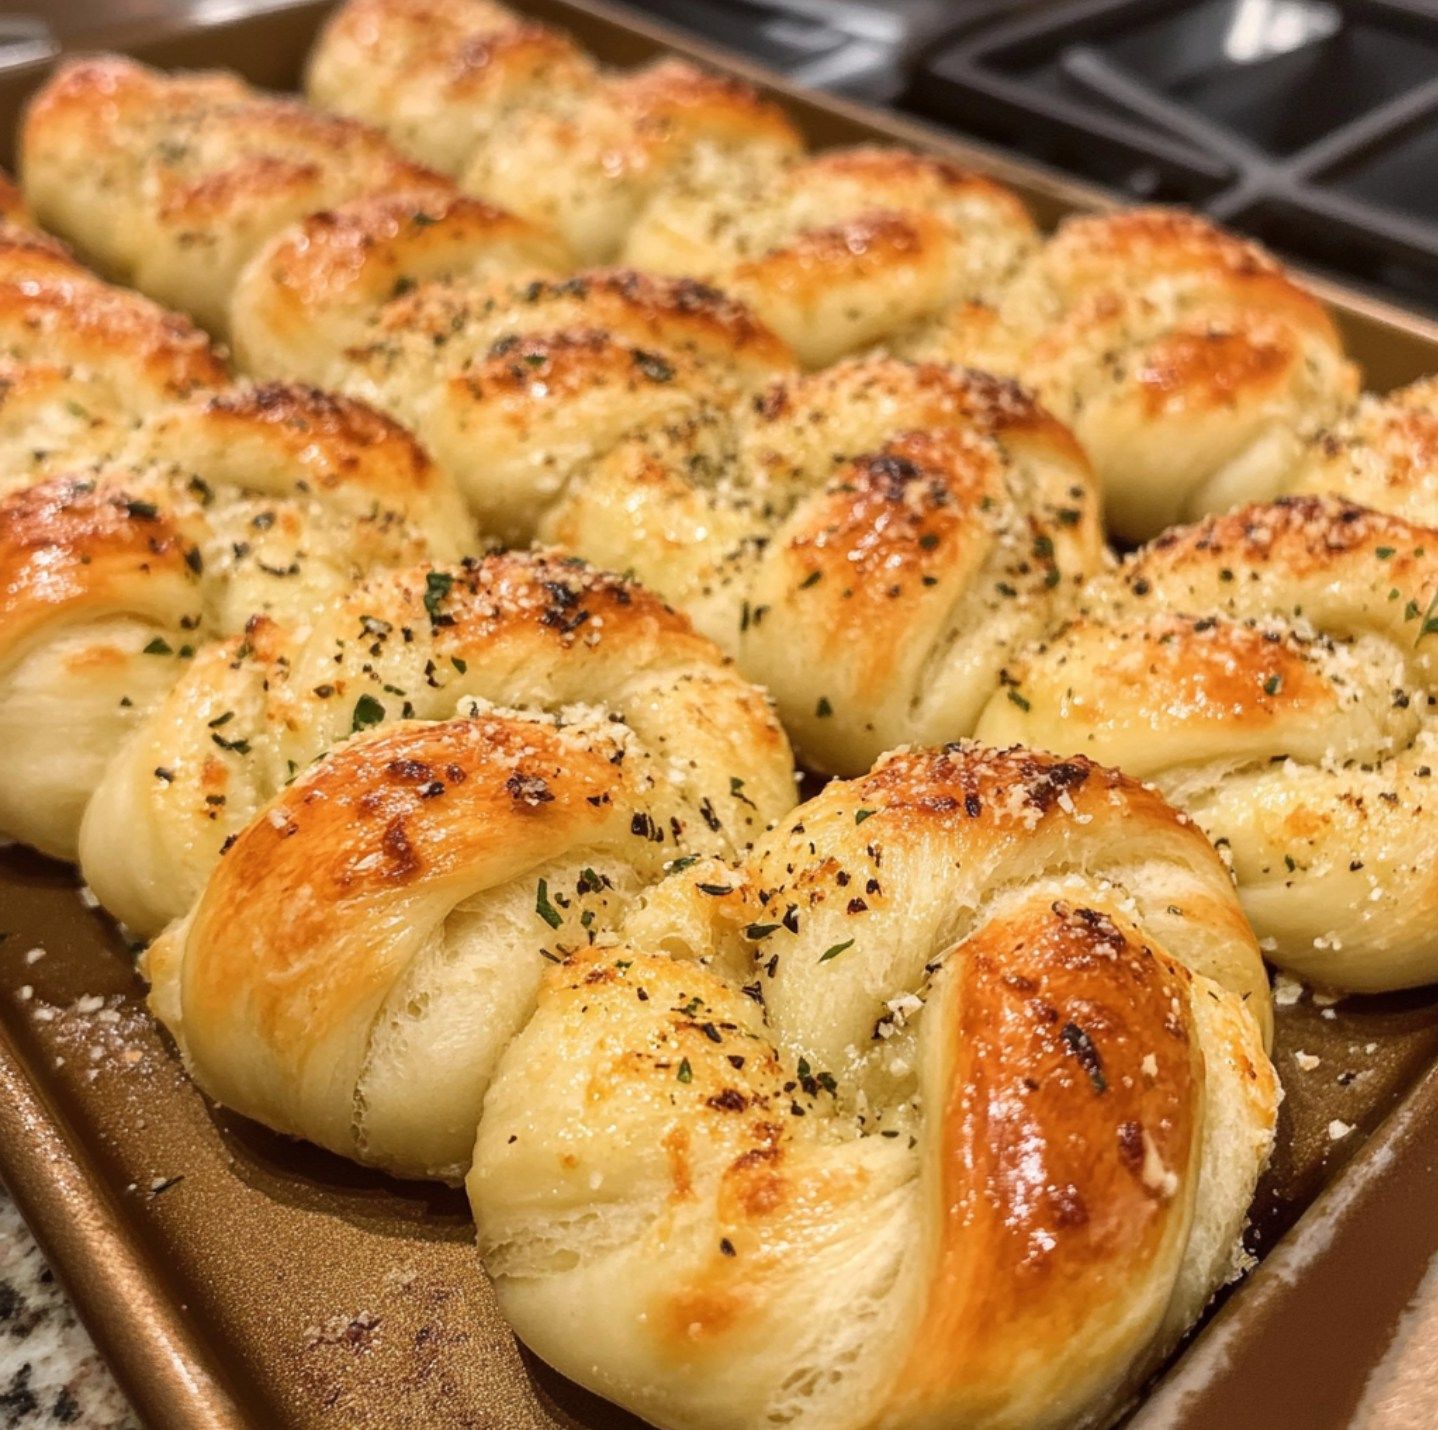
[1,3,1438,1426]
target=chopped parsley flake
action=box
[535,878,562,929]
[424,570,454,620]
[351,694,385,732]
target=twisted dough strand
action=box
[1286,376,1438,526]
[898,208,1358,543]
[21,55,452,335]
[235,242,795,545]
[85,548,795,935]
[623,146,1040,368]
[0,385,463,861]
[307,0,803,264]
[544,356,1105,772]
[470,742,1275,1430]
[977,495,1438,991]
[142,551,797,1178]
[0,191,477,865]
[23,18,1375,545]
[0,223,227,484]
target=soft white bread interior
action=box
[470,743,1276,1430]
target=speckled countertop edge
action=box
[0,1185,137,1428]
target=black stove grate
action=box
[903,0,1438,313]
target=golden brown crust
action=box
[900,207,1357,543]
[186,714,638,1036]
[266,265,794,544]
[370,267,793,374]
[0,378,460,668]
[978,496,1438,990]
[1132,326,1298,414]
[890,899,1199,1416]
[470,741,1273,1430]
[453,56,802,263]
[308,0,803,261]
[23,54,453,334]
[87,545,794,935]
[0,170,32,229]
[0,358,472,867]
[1290,377,1438,525]
[1134,492,1428,583]
[729,209,943,297]
[0,476,200,668]
[307,0,596,174]
[545,356,1103,774]
[135,544,798,1176]
[625,145,1037,365]
[230,187,565,381]
[141,381,452,515]
[0,225,228,432]
[596,57,800,162]
[1046,208,1338,339]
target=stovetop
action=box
[617,0,1438,314]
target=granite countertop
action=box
[0,1188,136,1428]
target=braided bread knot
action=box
[142,550,796,1178]
[91,548,794,935]
[230,188,571,386]
[0,223,226,484]
[306,0,803,263]
[900,209,1357,544]
[1286,376,1438,526]
[233,225,795,542]
[469,742,1275,1430]
[544,356,1105,773]
[306,0,600,178]
[0,383,462,860]
[978,495,1438,991]
[625,147,1039,367]
[22,55,451,335]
